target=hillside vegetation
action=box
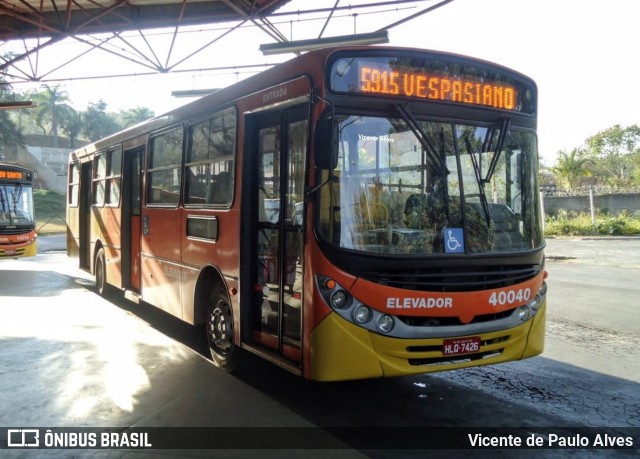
[34,189,66,234]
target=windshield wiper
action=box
[464,136,492,227]
[438,127,451,219]
[395,104,448,177]
[459,117,511,228]
[0,188,6,213]
[484,117,510,183]
[10,184,22,211]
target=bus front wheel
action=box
[95,248,107,296]
[206,288,236,372]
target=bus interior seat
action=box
[478,202,524,248]
[405,193,437,229]
[209,171,231,205]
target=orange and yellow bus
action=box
[66,46,546,381]
[0,163,37,259]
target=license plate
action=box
[442,336,481,356]
[5,249,16,256]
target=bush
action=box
[544,209,640,236]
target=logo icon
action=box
[7,429,40,447]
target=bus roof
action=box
[70,45,535,159]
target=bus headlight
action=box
[317,276,398,337]
[539,281,547,297]
[353,305,371,324]
[377,315,395,333]
[528,281,547,314]
[330,290,348,309]
[517,305,531,322]
[529,294,541,312]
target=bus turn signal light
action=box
[324,278,336,290]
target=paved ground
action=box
[545,236,640,268]
[0,235,638,458]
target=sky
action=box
[7,0,640,164]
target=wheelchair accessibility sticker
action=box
[445,228,464,253]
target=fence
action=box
[540,187,640,220]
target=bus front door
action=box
[244,105,308,363]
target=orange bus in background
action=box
[0,163,37,259]
[66,46,547,381]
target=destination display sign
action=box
[0,168,25,180]
[329,54,536,114]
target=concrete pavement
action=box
[1,235,637,457]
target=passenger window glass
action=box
[185,109,236,207]
[93,153,106,205]
[106,146,122,206]
[148,126,184,205]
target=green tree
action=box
[0,78,25,149]
[551,148,591,189]
[120,106,154,128]
[31,85,72,147]
[0,110,25,149]
[630,149,640,185]
[538,161,556,188]
[82,99,121,141]
[61,108,83,148]
[584,124,640,186]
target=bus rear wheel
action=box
[95,248,107,296]
[206,289,236,372]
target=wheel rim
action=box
[208,300,233,356]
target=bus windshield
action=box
[317,114,543,255]
[0,184,35,226]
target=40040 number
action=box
[488,288,531,306]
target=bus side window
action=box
[148,126,184,205]
[185,108,236,207]
[68,162,81,206]
[93,152,107,206]
[106,146,122,206]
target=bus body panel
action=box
[350,272,544,322]
[22,237,38,257]
[370,309,543,377]
[140,254,183,318]
[66,216,79,260]
[140,207,184,319]
[0,231,37,258]
[309,311,384,381]
[96,206,123,289]
[179,208,241,325]
[309,302,546,381]
[522,301,546,358]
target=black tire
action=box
[94,248,107,296]
[206,288,236,372]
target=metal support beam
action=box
[1,1,456,85]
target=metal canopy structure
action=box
[0,0,291,81]
[0,0,288,39]
[0,0,453,86]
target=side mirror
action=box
[314,117,338,170]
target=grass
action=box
[34,189,67,235]
[545,210,640,237]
